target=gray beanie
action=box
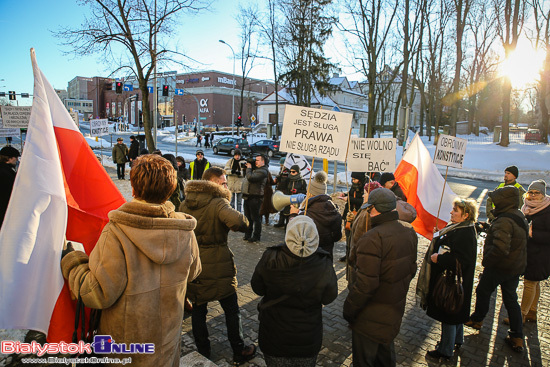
[528,180,547,195]
[285,216,319,257]
[367,188,396,213]
[309,171,328,196]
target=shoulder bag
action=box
[432,259,464,315]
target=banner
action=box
[0,106,32,128]
[280,105,352,161]
[0,118,20,138]
[346,138,396,172]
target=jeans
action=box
[470,268,523,338]
[243,196,263,239]
[352,330,395,367]
[191,292,245,356]
[437,323,463,357]
[231,192,243,212]
[116,163,125,179]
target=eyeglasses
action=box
[290,170,297,173]
[527,191,542,196]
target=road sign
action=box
[0,106,32,128]
[124,84,134,91]
[175,88,184,96]
[148,86,153,93]
[251,115,256,123]
[200,117,207,120]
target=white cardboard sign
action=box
[434,134,467,169]
[0,119,20,138]
[0,106,32,128]
[347,138,397,172]
[90,119,109,137]
[280,105,352,162]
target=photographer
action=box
[242,154,269,242]
[224,149,245,212]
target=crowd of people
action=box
[1,139,549,367]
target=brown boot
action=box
[465,319,483,330]
[505,335,524,353]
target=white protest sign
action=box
[280,105,352,162]
[434,134,467,169]
[90,119,109,137]
[0,106,32,128]
[0,119,20,138]
[346,138,397,172]
[283,153,313,178]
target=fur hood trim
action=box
[109,200,197,231]
[184,180,231,201]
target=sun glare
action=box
[501,41,546,89]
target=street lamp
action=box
[219,39,236,136]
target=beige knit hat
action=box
[309,171,328,196]
[285,215,319,257]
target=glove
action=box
[61,241,75,261]
[346,212,356,222]
[290,193,306,205]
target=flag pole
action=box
[435,166,449,231]
[304,156,315,215]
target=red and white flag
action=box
[0,49,126,342]
[394,134,456,239]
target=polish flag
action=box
[394,134,456,240]
[0,49,126,342]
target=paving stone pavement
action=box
[179,222,549,367]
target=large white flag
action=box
[394,134,457,239]
[0,49,67,333]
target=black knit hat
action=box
[290,165,300,172]
[379,172,395,187]
[351,172,366,181]
[0,146,20,158]
[505,165,519,179]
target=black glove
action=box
[61,241,75,260]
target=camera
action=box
[244,157,256,169]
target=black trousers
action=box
[116,163,126,179]
[243,196,263,239]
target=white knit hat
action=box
[285,216,319,257]
[309,171,328,196]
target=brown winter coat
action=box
[61,200,201,367]
[179,180,249,305]
[344,211,418,344]
[225,157,244,193]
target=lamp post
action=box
[219,39,236,136]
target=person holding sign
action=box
[0,146,20,229]
[340,172,368,262]
[275,165,307,229]
[112,137,129,180]
[379,172,407,202]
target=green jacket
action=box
[179,180,249,305]
[486,181,526,221]
[112,143,128,164]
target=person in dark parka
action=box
[0,146,20,229]
[251,215,338,367]
[423,199,478,360]
[128,135,140,167]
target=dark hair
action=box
[202,167,225,181]
[152,149,162,156]
[162,154,178,171]
[130,155,177,204]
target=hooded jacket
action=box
[251,244,337,358]
[344,211,418,344]
[61,201,201,367]
[483,186,528,275]
[179,180,249,305]
[302,195,343,256]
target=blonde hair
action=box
[130,154,177,204]
[453,198,478,222]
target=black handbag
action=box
[432,259,464,315]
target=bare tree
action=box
[494,0,527,146]
[530,0,550,143]
[55,0,208,152]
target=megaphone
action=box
[272,191,306,212]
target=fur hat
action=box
[379,172,395,187]
[528,180,547,195]
[0,146,20,158]
[366,188,396,213]
[285,216,319,258]
[505,165,519,179]
[309,171,328,196]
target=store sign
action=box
[218,77,236,86]
[199,99,209,113]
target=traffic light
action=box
[162,85,169,97]
[9,91,16,101]
[115,82,122,94]
[183,115,186,123]
[235,115,242,127]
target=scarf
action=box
[522,196,550,216]
[416,220,475,310]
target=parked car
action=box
[212,137,251,156]
[525,128,543,142]
[249,139,281,158]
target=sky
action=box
[0,0,302,106]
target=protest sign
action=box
[347,138,397,172]
[90,119,109,137]
[1,106,32,128]
[0,119,20,138]
[280,105,352,162]
[433,134,467,169]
